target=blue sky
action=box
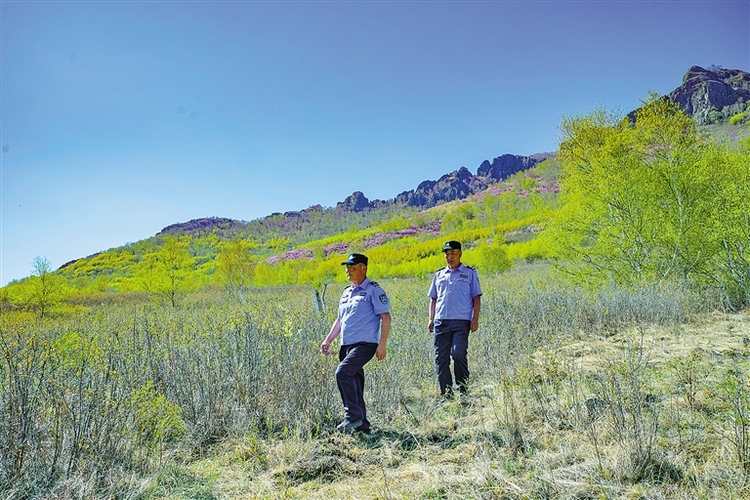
[1,0,748,285]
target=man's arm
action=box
[470,295,481,332]
[321,317,342,355]
[428,297,437,332]
[376,312,391,360]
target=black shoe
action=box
[336,419,363,432]
[439,391,455,404]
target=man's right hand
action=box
[428,319,434,333]
[321,340,331,355]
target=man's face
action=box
[345,263,367,283]
[444,249,462,269]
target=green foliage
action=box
[138,236,197,307]
[17,256,68,317]
[548,95,750,307]
[217,238,257,304]
[711,139,750,309]
[65,248,137,280]
[730,111,749,126]
[130,380,185,457]
[475,235,513,274]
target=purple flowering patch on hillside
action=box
[525,173,559,194]
[267,221,443,264]
[473,185,515,200]
[364,222,441,248]
[267,248,314,265]
[473,174,559,200]
[324,242,350,256]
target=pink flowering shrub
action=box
[323,242,350,256]
[267,247,314,265]
[363,222,441,249]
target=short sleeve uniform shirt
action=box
[429,263,482,321]
[338,277,390,345]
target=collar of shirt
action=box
[442,263,466,274]
[349,277,371,292]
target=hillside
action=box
[45,156,559,296]
[107,152,554,243]
[4,65,749,298]
[4,70,750,500]
[60,66,748,277]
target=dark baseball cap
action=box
[342,253,368,265]
[442,240,461,252]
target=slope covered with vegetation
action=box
[2,97,750,499]
[1,154,559,312]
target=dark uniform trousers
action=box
[433,319,471,395]
[336,342,378,431]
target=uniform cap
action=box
[342,253,368,265]
[442,240,462,252]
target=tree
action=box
[547,95,738,294]
[217,237,257,304]
[140,236,195,307]
[710,138,750,308]
[475,236,513,274]
[27,256,65,317]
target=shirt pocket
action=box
[455,278,470,290]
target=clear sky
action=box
[1,1,748,285]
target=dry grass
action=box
[3,276,749,499]
[157,311,750,499]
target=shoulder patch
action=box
[378,293,388,305]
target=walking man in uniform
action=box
[321,253,391,433]
[428,241,482,398]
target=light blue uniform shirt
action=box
[429,263,482,321]
[338,278,390,345]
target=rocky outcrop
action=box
[329,153,556,213]
[666,66,750,124]
[477,154,540,182]
[336,191,372,212]
[388,153,554,210]
[157,217,244,236]
[394,166,479,208]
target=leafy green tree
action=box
[551,96,716,283]
[475,236,513,274]
[217,237,257,303]
[710,138,750,308]
[140,236,196,307]
[26,256,66,317]
[547,95,750,306]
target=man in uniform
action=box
[321,253,391,433]
[428,241,482,398]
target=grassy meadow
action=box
[3,263,750,499]
[3,101,750,499]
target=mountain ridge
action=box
[160,66,749,240]
[59,65,749,271]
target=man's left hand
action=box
[376,345,387,360]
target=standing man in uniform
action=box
[428,241,482,398]
[321,253,391,433]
